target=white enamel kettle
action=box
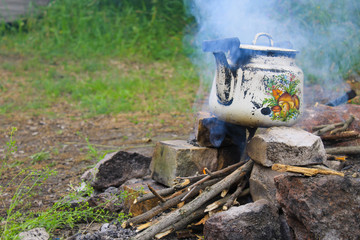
[203,33,304,127]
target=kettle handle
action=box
[252,33,274,47]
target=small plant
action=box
[1,127,18,175]
[0,175,131,239]
[0,168,56,239]
[4,127,17,160]
[30,151,50,164]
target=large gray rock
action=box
[204,199,281,240]
[249,163,290,208]
[247,127,326,167]
[81,151,151,190]
[150,140,219,187]
[274,174,360,240]
[18,228,49,240]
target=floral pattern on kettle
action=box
[262,74,301,122]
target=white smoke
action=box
[185,0,360,103]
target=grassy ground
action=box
[0,1,201,238]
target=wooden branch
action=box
[130,160,254,240]
[326,146,360,155]
[173,160,246,192]
[321,131,359,141]
[174,175,204,185]
[223,179,247,211]
[134,187,176,204]
[205,195,231,213]
[272,163,344,177]
[204,168,213,177]
[186,160,247,192]
[313,115,355,136]
[313,124,337,136]
[148,184,165,203]
[173,178,191,189]
[330,115,355,135]
[123,178,220,228]
[181,178,221,202]
[154,206,207,239]
[313,122,343,131]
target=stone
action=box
[120,178,167,216]
[87,187,124,213]
[274,174,360,240]
[247,126,326,167]
[204,199,281,240]
[150,140,219,186]
[249,163,290,208]
[18,228,49,240]
[81,151,151,191]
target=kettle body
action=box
[205,33,304,127]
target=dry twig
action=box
[272,163,344,177]
[313,115,355,136]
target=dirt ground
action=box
[0,103,197,222]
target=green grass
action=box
[0,0,193,60]
[0,55,198,115]
[0,0,198,115]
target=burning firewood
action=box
[272,163,344,177]
[127,160,254,240]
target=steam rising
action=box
[185,0,360,103]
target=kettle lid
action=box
[241,33,298,54]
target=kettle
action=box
[203,33,304,127]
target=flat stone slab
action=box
[247,126,326,167]
[150,140,219,187]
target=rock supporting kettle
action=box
[203,33,304,127]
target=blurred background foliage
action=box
[0,0,194,60]
[0,0,359,115]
